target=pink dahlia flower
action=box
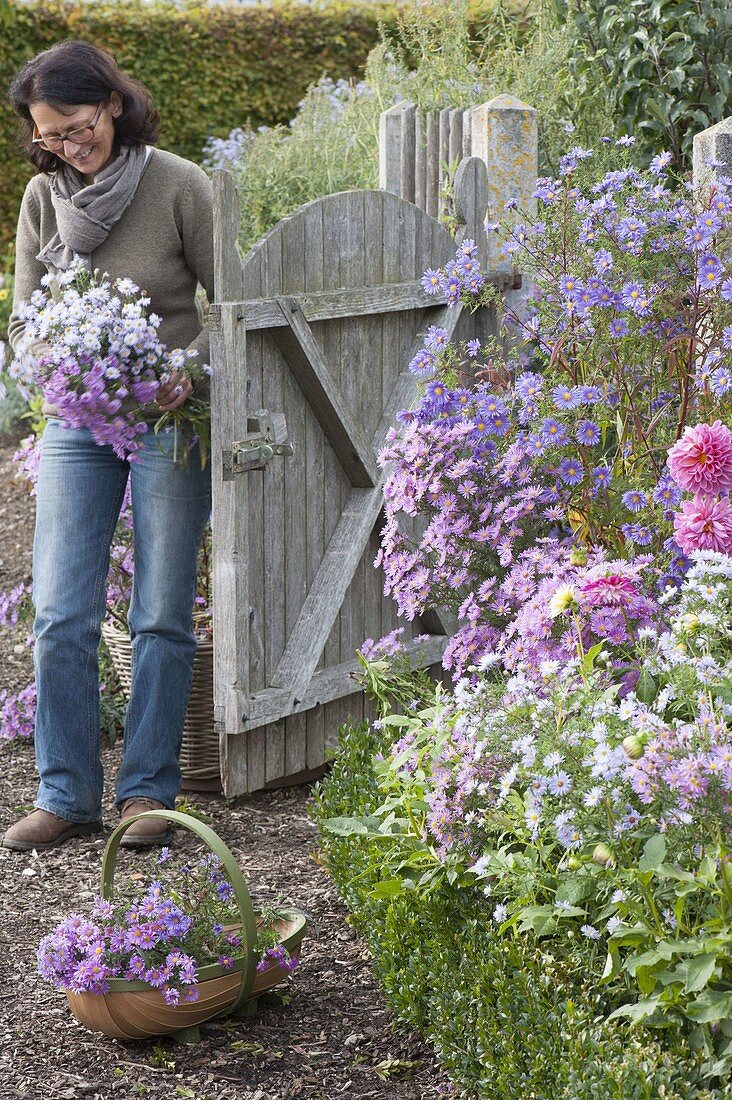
[673,493,732,553]
[581,574,639,607]
[666,421,732,495]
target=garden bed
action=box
[0,437,446,1100]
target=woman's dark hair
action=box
[8,39,161,173]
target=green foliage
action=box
[313,720,732,1099]
[0,0,399,255]
[571,0,732,171]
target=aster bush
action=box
[377,144,732,676]
[325,551,732,1077]
[37,847,297,1007]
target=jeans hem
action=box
[34,800,103,825]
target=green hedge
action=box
[0,0,398,256]
[312,723,732,1100]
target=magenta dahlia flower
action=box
[580,574,639,607]
[666,421,732,495]
[673,493,732,553]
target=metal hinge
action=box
[222,410,293,480]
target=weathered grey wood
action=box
[400,103,416,204]
[454,156,491,273]
[426,110,440,218]
[212,170,245,302]
[438,108,451,218]
[449,109,464,167]
[272,300,379,488]
[694,117,732,190]
[414,110,426,210]
[217,186,464,794]
[302,198,327,772]
[463,109,472,159]
[210,302,250,794]
[379,102,406,195]
[242,634,448,730]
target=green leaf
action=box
[685,953,718,994]
[322,815,384,837]
[639,832,666,872]
[635,669,657,704]
[555,877,591,905]
[686,990,732,1024]
[608,998,660,1023]
[370,878,404,898]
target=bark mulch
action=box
[0,435,448,1100]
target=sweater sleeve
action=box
[8,179,46,353]
[180,163,214,398]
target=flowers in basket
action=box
[6,263,211,463]
[37,846,298,1007]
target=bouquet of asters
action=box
[7,263,210,463]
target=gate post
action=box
[693,117,732,191]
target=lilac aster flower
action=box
[576,420,600,446]
[711,367,732,395]
[559,457,583,485]
[421,269,445,295]
[592,466,612,490]
[466,339,481,358]
[515,372,544,400]
[552,384,581,410]
[540,418,568,445]
[608,317,629,338]
[425,325,450,352]
[409,349,436,378]
[581,924,601,940]
[621,489,647,513]
[720,277,732,302]
[698,254,724,289]
[548,771,573,796]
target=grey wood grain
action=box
[414,109,426,211]
[272,300,378,488]
[400,103,416,204]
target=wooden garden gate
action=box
[209,160,509,796]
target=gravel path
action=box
[0,435,447,1100]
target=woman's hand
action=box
[155,371,193,412]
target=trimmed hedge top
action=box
[0,0,398,255]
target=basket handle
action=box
[101,809,258,1011]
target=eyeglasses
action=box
[31,102,106,153]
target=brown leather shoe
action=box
[118,798,172,848]
[2,809,102,851]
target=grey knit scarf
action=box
[37,143,150,273]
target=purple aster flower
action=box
[592,466,612,490]
[608,317,629,338]
[720,277,732,302]
[540,418,568,445]
[711,367,732,395]
[421,269,445,295]
[559,457,583,485]
[622,523,653,546]
[515,371,544,401]
[425,325,449,352]
[581,924,601,940]
[552,384,581,410]
[621,489,647,512]
[466,338,481,358]
[593,248,613,273]
[215,881,234,902]
[698,254,724,289]
[576,420,600,446]
[409,349,436,378]
[548,771,573,796]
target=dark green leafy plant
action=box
[571,0,732,171]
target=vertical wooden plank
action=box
[400,103,416,204]
[280,211,309,779]
[438,107,451,220]
[302,200,327,771]
[319,191,351,755]
[426,110,440,219]
[379,102,404,195]
[414,110,426,212]
[336,190,367,736]
[449,109,464,168]
[463,107,473,159]
[212,170,249,796]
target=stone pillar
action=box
[693,117,732,193]
[471,94,538,275]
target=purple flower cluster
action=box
[8,267,210,461]
[0,682,36,741]
[256,944,299,974]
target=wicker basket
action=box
[101,620,220,789]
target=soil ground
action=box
[0,434,447,1100]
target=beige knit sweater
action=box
[8,147,214,406]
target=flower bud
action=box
[570,547,588,566]
[622,734,645,760]
[592,843,616,869]
[566,855,582,871]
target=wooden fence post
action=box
[693,117,732,192]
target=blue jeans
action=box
[32,420,211,823]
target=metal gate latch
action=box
[223,410,293,480]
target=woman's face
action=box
[29,93,122,182]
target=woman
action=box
[2,40,214,851]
